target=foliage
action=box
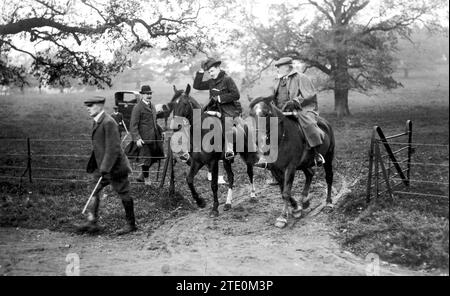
[0,0,216,88]
[238,0,446,117]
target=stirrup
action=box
[314,153,325,167]
[180,152,190,163]
[225,151,235,160]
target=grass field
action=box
[0,65,448,271]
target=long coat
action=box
[130,99,158,143]
[128,99,164,166]
[193,70,242,117]
[86,112,132,177]
[272,71,318,111]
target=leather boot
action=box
[136,173,145,183]
[116,199,137,235]
[76,195,102,234]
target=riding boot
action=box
[76,194,101,234]
[179,152,190,163]
[225,134,235,160]
[116,199,137,235]
[136,165,149,183]
[311,147,325,167]
[225,144,235,160]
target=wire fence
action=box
[0,135,176,191]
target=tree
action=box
[0,0,214,89]
[242,0,446,118]
[396,25,449,78]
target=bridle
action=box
[251,101,286,151]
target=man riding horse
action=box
[193,58,243,160]
[272,57,325,166]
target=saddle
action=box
[282,103,327,147]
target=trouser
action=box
[296,110,323,148]
[141,165,149,178]
[87,173,132,222]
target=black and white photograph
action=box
[0,0,448,278]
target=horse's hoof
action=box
[275,217,287,228]
[223,203,232,211]
[275,221,287,228]
[302,200,310,209]
[249,197,258,204]
[196,198,206,208]
[324,203,334,213]
[292,208,303,219]
[250,192,257,199]
[209,210,219,218]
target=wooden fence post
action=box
[27,138,32,183]
[169,147,175,196]
[159,136,171,188]
[406,120,413,186]
[374,140,379,200]
[366,128,377,203]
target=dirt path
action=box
[0,173,427,276]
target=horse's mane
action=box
[249,95,276,109]
[249,94,286,118]
[188,96,202,109]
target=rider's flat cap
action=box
[274,57,293,67]
[84,96,106,106]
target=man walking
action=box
[77,96,137,235]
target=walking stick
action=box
[121,120,130,145]
[122,120,129,135]
[82,176,103,214]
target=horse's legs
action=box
[300,168,315,209]
[324,155,333,205]
[246,163,257,200]
[187,160,206,208]
[276,166,298,228]
[223,159,234,211]
[209,159,220,217]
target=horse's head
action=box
[169,84,201,130]
[248,95,281,158]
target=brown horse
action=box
[169,85,258,217]
[249,95,335,228]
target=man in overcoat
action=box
[77,96,137,235]
[272,57,325,166]
[265,57,325,185]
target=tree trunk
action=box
[403,68,409,78]
[334,52,351,119]
[335,88,350,119]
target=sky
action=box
[2,0,448,75]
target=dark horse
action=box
[169,84,258,217]
[249,95,335,228]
